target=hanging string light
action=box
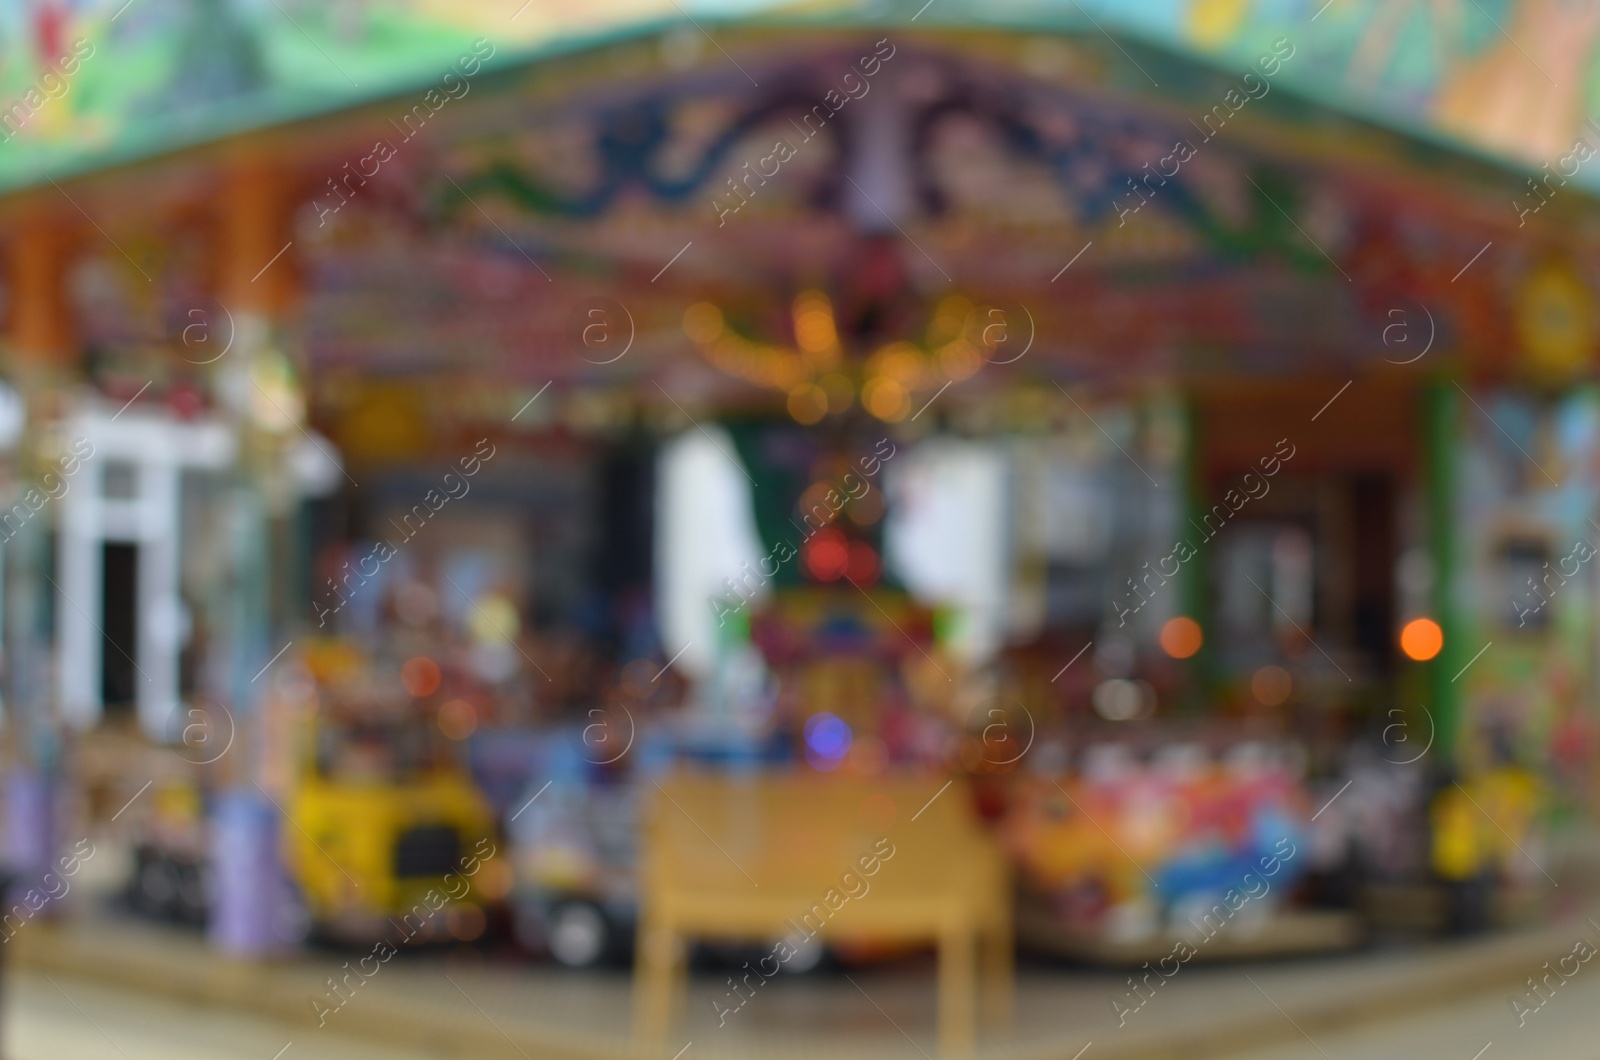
[683,291,995,424]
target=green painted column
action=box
[1424,378,1462,759]
[1178,389,1211,715]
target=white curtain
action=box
[884,439,1009,666]
[654,426,767,679]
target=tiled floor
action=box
[11,897,1600,1060]
[15,826,1600,1060]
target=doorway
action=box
[101,542,138,714]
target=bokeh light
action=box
[438,698,478,740]
[400,656,441,697]
[683,301,724,343]
[1159,616,1203,659]
[845,540,880,584]
[1400,617,1443,661]
[786,383,828,424]
[1250,665,1292,706]
[803,528,849,581]
[862,376,910,421]
[804,712,853,769]
[792,290,839,354]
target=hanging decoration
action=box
[683,291,993,424]
[1515,260,1595,383]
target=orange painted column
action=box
[218,159,299,315]
[8,213,78,364]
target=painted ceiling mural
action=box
[37,0,1600,446]
[2,0,1600,192]
[275,28,1581,412]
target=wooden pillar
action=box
[219,160,298,313]
[8,214,78,363]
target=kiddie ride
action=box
[508,752,642,968]
[283,704,506,944]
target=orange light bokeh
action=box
[786,383,828,424]
[401,656,442,697]
[1400,617,1443,661]
[862,377,909,421]
[1250,665,1292,706]
[438,698,478,740]
[1159,616,1203,659]
[473,858,514,901]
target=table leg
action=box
[938,923,976,1056]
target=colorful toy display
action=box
[1431,766,1544,885]
[1005,743,1310,943]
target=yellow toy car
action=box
[282,718,501,943]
